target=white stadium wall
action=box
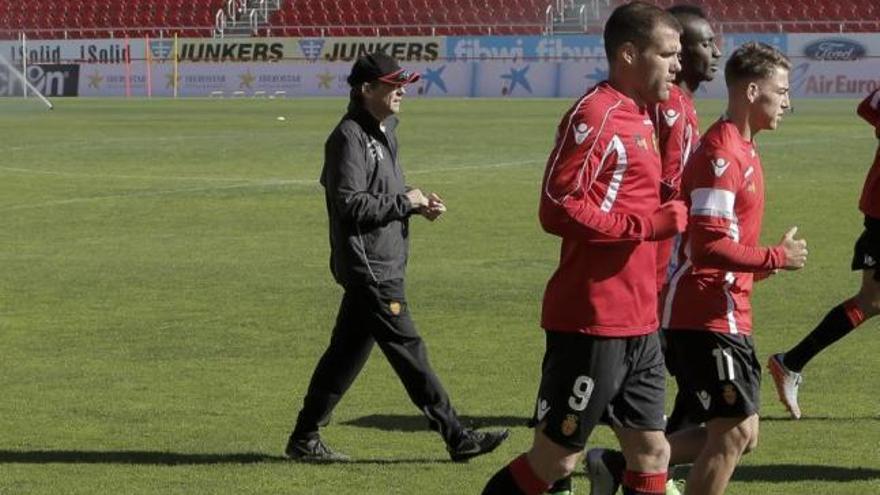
[0,33,878,98]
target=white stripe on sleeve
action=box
[599,134,629,212]
[690,188,735,220]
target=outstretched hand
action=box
[780,226,808,270]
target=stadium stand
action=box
[2,0,225,39]
[1,0,878,39]
[674,0,880,33]
[268,0,548,37]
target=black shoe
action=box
[285,435,350,463]
[448,428,510,462]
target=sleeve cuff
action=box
[769,245,787,269]
[400,193,415,217]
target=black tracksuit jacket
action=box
[319,103,415,287]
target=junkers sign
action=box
[803,38,867,61]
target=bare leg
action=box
[615,427,670,473]
[526,425,584,484]
[667,426,707,466]
[685,415,758,495]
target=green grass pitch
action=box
[0,96,877,494]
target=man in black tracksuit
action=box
[286,52,509,463]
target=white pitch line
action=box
[0,158,540,183]
[0,166,268,183]
[0,159,541,211]
[0,182,287,211]
[408,159,539,174]
[0,131,298,152]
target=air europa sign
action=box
[803,38,866,61]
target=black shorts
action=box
[665,329,761,423]
[851,216,880,279]
[531,331,667,450]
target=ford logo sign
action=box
[804,39,866,61]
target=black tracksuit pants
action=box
[293,278,464,446]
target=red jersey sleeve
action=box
[540,103,651,242]
[857,88,880,130]
[687,152,786,272]
[654,100,687,201]
[858,89,880,217]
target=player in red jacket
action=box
[652,5,721,297]
[768,88,880,419]
[650,4,721,442]
[660,42,808,495]
[482,3,686,495]
[584,7,721,494]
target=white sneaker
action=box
[768,353,803,419]
[585,448,620,495]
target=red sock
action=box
[622,470,667,495]
[843,297,867,327]
[509,454,552,495]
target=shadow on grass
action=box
[733,464,880,482]
[668,464,880,483]
[761,415,879,422]
[0,450,453,466]
[0,450,285,465]
[342,414,527,432]
[342,458,453,465]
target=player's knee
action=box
[527,434,581,482]
[742,429,759,455]
[857,272,880,317]
[555,455,580,480]
[726,421,757,455]
[646,437,671,466]
[528,452,579,481]
[623,434,670,469]
[858,291,880,317]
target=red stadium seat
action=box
[9,0,226,38]
[9,0,880,38]
[266,0,546,36]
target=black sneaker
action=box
[285,435,350,463]
[448,428,510,462]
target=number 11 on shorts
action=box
[712,347,736,380]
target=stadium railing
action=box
[9,23,547,40]
[9,17,880,40]
[715,20,880,34]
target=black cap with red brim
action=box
[347,52,421,87]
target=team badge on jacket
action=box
[663,108,681,127]
[389,301,402,315]
[561,414,578,436]
[711,157,730,177]
[573,122,592,145]
[722,384,738,405]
